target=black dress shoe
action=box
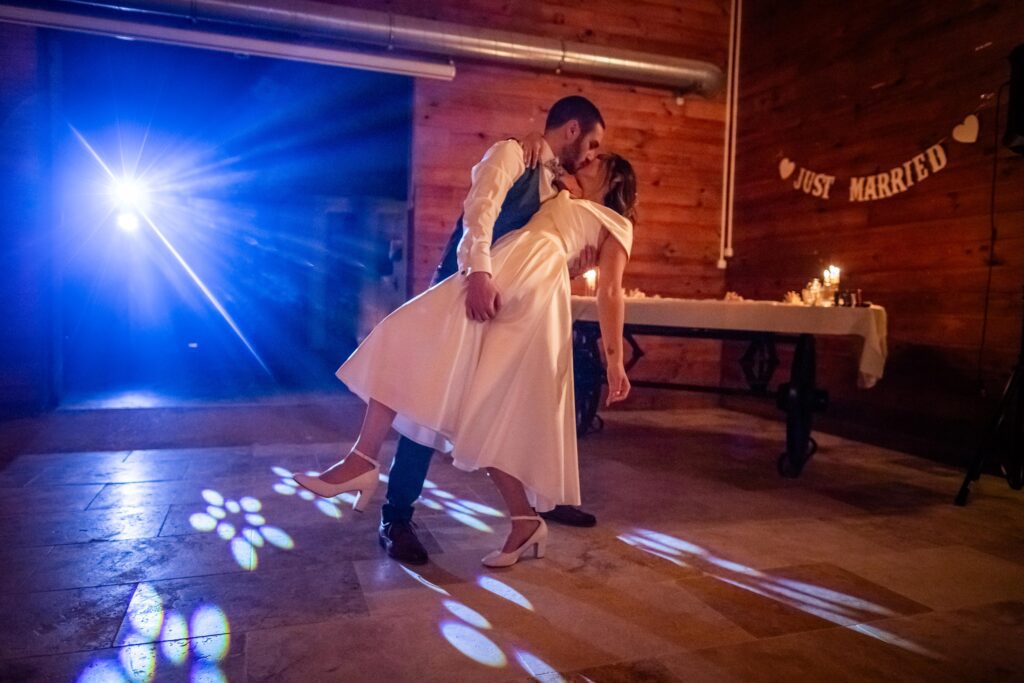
[379,519,429,565]
[539,505,597,527]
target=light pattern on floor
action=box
[399,567,561,678]
[76,583,231,682]
[619,528,943,659]
[189,489,293,570]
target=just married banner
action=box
[777,114,980,202]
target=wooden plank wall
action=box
[724,0,1024,460]
[330,0,732,406]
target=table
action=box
[571,296,888,477]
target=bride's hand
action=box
[568,246,597,279]
[519,132,545,168]
[605,363,631,406]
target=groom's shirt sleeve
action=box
[459,139,525,276]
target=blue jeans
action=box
[381,435,434,524]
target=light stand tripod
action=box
[955,287,1024,505]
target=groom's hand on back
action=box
[466,271,502,321]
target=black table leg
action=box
[573,324,604,436]
[776,333,827,477]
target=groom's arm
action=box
[460,140,526,322]
[460,139,526,278]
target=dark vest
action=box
[433,164,543,285]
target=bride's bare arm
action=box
[519,131,546,168]
[595,231,631,405]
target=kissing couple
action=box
[295,95,637,568]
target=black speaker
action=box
[1006,43,1024,155]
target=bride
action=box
[294,153,638,567]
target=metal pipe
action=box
[59,0,724,93]
[724,0,743,259]
[0,4,456,79]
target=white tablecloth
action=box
[571,296,888,388]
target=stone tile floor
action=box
[0,406,1022,682]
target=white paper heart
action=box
[952,114,979,144]
[778,158,795,180]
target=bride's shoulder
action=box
[574,198,633,232]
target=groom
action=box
[379,95,607,564]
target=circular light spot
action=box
[273,484,296,496]
[230,537,257,571]
[160,636,188,666]
[442,600,491,629]
[298,490,315,501]
[459,501,504,518]
[190,662,228,683]
[240,497,261,513]
[515,650,562,680]
[193,632,231,663]
[76,659,129,682]
[207,506,226,520]
[447,511,492,533]
[189,513,218,532]
[440,621,505,667]
[161,610,189,641]
[118,642,156,682]
[477,576,533,611]
[224,500,241,514]
[190,604,230,639]
[126,583,163,640]
[259,526,294,550]
[316,500,342,518]
[201,490,224,507]
[160,611,189,661]
[271,466,292,477]
[242,528,264,547]
[245,513,266,526]
[216,522,236,540]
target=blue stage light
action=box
[116,210,140,232]
[111,177,149,210]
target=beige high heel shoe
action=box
[482,515,548,568]
[292,449,380,512]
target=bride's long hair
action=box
[602,154,638,226]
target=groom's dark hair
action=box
[545,96,604,134]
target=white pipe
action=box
[59,0,725,93]
[717,0,739,270]
[0,4,456,79]
[725,0,743,259]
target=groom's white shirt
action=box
[457,138,559,277]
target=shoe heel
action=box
[352,480,379,512]
[534,539,546,559]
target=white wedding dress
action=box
[336,190,633,512]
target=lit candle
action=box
[830,265,841,286]
[583,268,597,296]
